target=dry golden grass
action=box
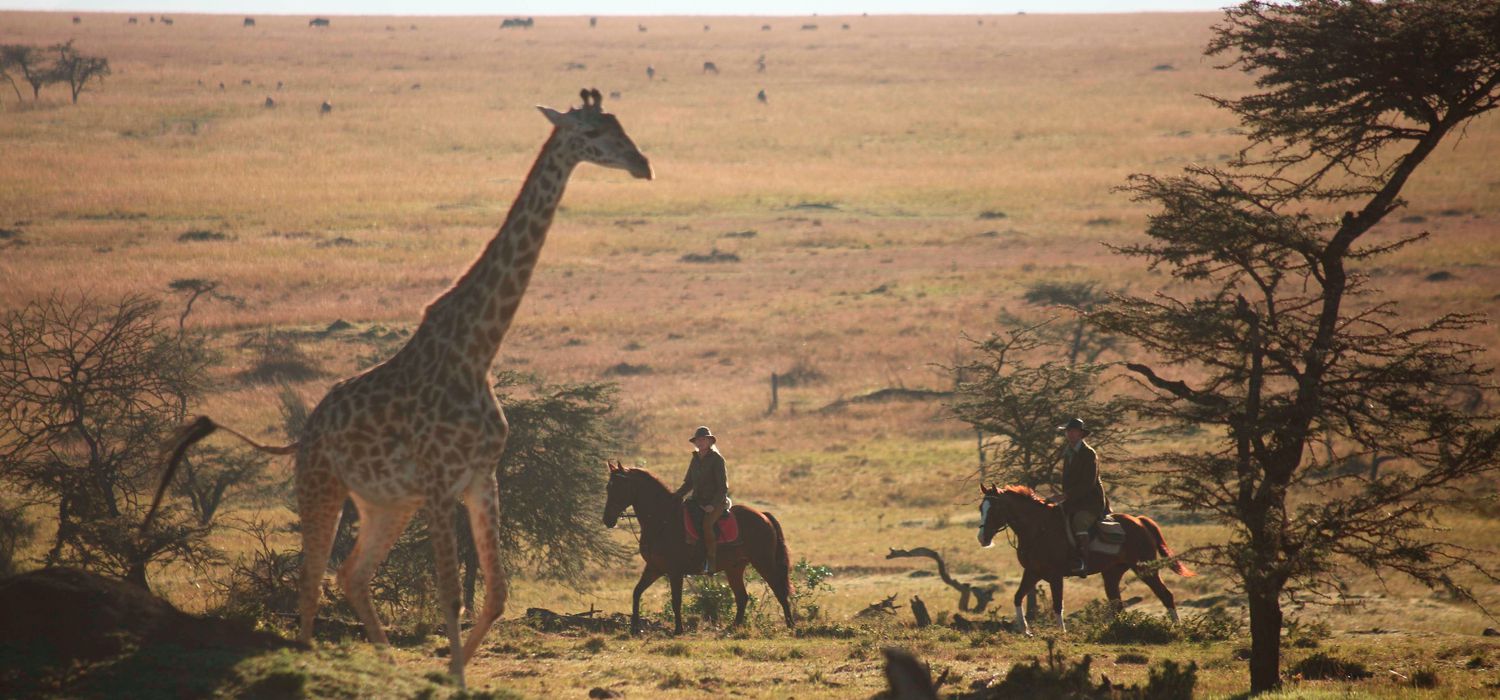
[3,9,1499,698]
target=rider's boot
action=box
[1071,533,1089,573]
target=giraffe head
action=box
[538,88,653,180]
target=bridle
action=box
[979,493,1018,550]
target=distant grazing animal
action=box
[218,82,225,91]
[977,484,1195,635]
[276,80,283,91]
[72,16,81,24]
[589,16,597,28]
[757,89,768,104]
[702,62,719,75]
[144,87,652,689]
[755,54,766,72]
[149,15,155,23]
[802,23,818,30]
[500,17,534,29]
[411,83,421,90]
[703,24,711,31]
[761,24,771,31]
[161,17,173,25]
[244,17,255,27]
[241,79,252,86]
[646,65,655,80]
[128,17,137,24]
[264,96,275,108]
[309,17,330,27]
[842,23,851,30]
[319,100,332,115]
[637,24,647,32]
[603,463,794,635]
[608,90,621,99]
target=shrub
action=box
[1290,651,1372,681]
[987,640,1196,699]
[1178,606,1242,642]
[1410,666,1440,689]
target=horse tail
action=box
[140,416,298,536]
[1141,515,1195,577]
[765,511,793,593]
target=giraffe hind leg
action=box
[426,496,467,687]
[460,472,509,666]
[296,469,347,645]
[336,494,420,647]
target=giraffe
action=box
[142,88,652,687]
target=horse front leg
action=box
[631,566,662,636]
[669,573,685,635]
[1012,569,1039,636]
[1047,576,1066,632]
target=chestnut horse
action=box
[603,462,795,634]
[977,484,1194,634]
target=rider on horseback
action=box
[1050,418,1109,573]
[675,426,729,574]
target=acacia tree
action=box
[950,323,1131,491]
[0,295,217,587]
[1018,281,1123,366]
[0,44,49,100]
[50,41,109,104]
[1090,1,1500,692]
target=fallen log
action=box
[856,593,901,619]
[887,546,998,612]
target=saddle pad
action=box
[1095,520,1126,544]
[1089,538,1124,556]
[683,507,739,545]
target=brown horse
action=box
[603,462,795,635]
[977,484,1194,635]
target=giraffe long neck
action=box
[409,130,578,376]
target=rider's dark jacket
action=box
[1060,440,1109,517]
[674,447,728,508]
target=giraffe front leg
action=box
[426,498,467,688]
[460,472,508,665]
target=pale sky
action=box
[2,1,1230,17]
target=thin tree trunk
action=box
[1246,576,1284,693]
[127,560,149,589]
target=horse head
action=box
[977,483,1006,547]
[603,460,636,528]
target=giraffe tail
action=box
[140,416,298,536]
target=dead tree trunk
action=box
[886,547,996,612]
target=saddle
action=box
[683,504,739,545]
[1086,516,1126,556]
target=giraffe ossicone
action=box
[142,87,652,688]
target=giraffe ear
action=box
[538,106,570,127]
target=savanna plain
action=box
[2,9,1499,699]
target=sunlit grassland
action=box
[3,9,1499,698]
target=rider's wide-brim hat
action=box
[689,426,716,442]
[1057,417,1091,435]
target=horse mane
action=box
[997,484,1052,508]
[618,466,674,495]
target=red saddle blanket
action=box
[683,506,739,545]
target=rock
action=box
[588,688,624,699]
[1483,627,1499,637]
